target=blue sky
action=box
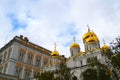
[0,0,120,57]
[7,13,27,30]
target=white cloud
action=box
[0,0,120,57]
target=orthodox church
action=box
[44,26,119,80]
[0,26,119,80]
[66,26,106,79]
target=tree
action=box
[40,71,55,80]
[82,57,110,80]
[110,36,120,68]
[111,36,120,54]
[54,61,73,80]
[83,68,97,80]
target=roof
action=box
[0,35,52,55]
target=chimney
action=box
[20,35,23,39]
[24,37,29,42]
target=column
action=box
[31,69,34,78]
[21,66,25,79]
[4,53,7,62]
[2,54,4,63]
[33,54,36,66]
[5,52,8,62]
[2,65,4,73]
[24,51,28,63]
[41,54,43,68]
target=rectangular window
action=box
[35,57,41,67]
[27,54,33,65]
[18,51,25,62]
[15,67,22,78]
[43,57,48,66]
[24,69,31,80]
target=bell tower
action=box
[82,25,100,51]
[70,37,80,56]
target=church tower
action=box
[82,25,100,51]
[50,43,60,64]
[102,39,109,51]
[70,37,80,56]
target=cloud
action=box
[7,13,27,31]
[0,0,120,57]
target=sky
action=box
[0,0,120,57]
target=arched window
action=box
[72,76,77,80]
[71,51,73,56]
[80,60,83,66]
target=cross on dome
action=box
[54,43,57,51]
[87,24,90,32]
[73,36,76,43]
[103,39,105,45]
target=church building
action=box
[44,26,120,80]
[0,26,120,80]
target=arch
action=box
[72,76,77,80]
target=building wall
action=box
[0,44,13,74]
[0,36,51,79]
[66,49,103,80]
[70,47,80,56]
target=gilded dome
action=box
[102,40,109,50]
[70,42,80,49]
[85,36,97,43]
[82,32,91,40]
[51,50,60,57]
[82,26,99,43]
[70,37,80,49]
[51,43,60,57]
[102,44,109,50]
[91,31,98,38]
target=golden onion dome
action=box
[82,32,91,40]
[85,36,97,43]
[91,31,98,38]
[70,42,80,49]
[102,40,109,50]
[70,37,80,49]
[102,45,109,50]
[51,43,60,57]
[82,25,99,43]
[51,50,60,56]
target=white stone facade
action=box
[0,36,51,79]
[66,49,103,80]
